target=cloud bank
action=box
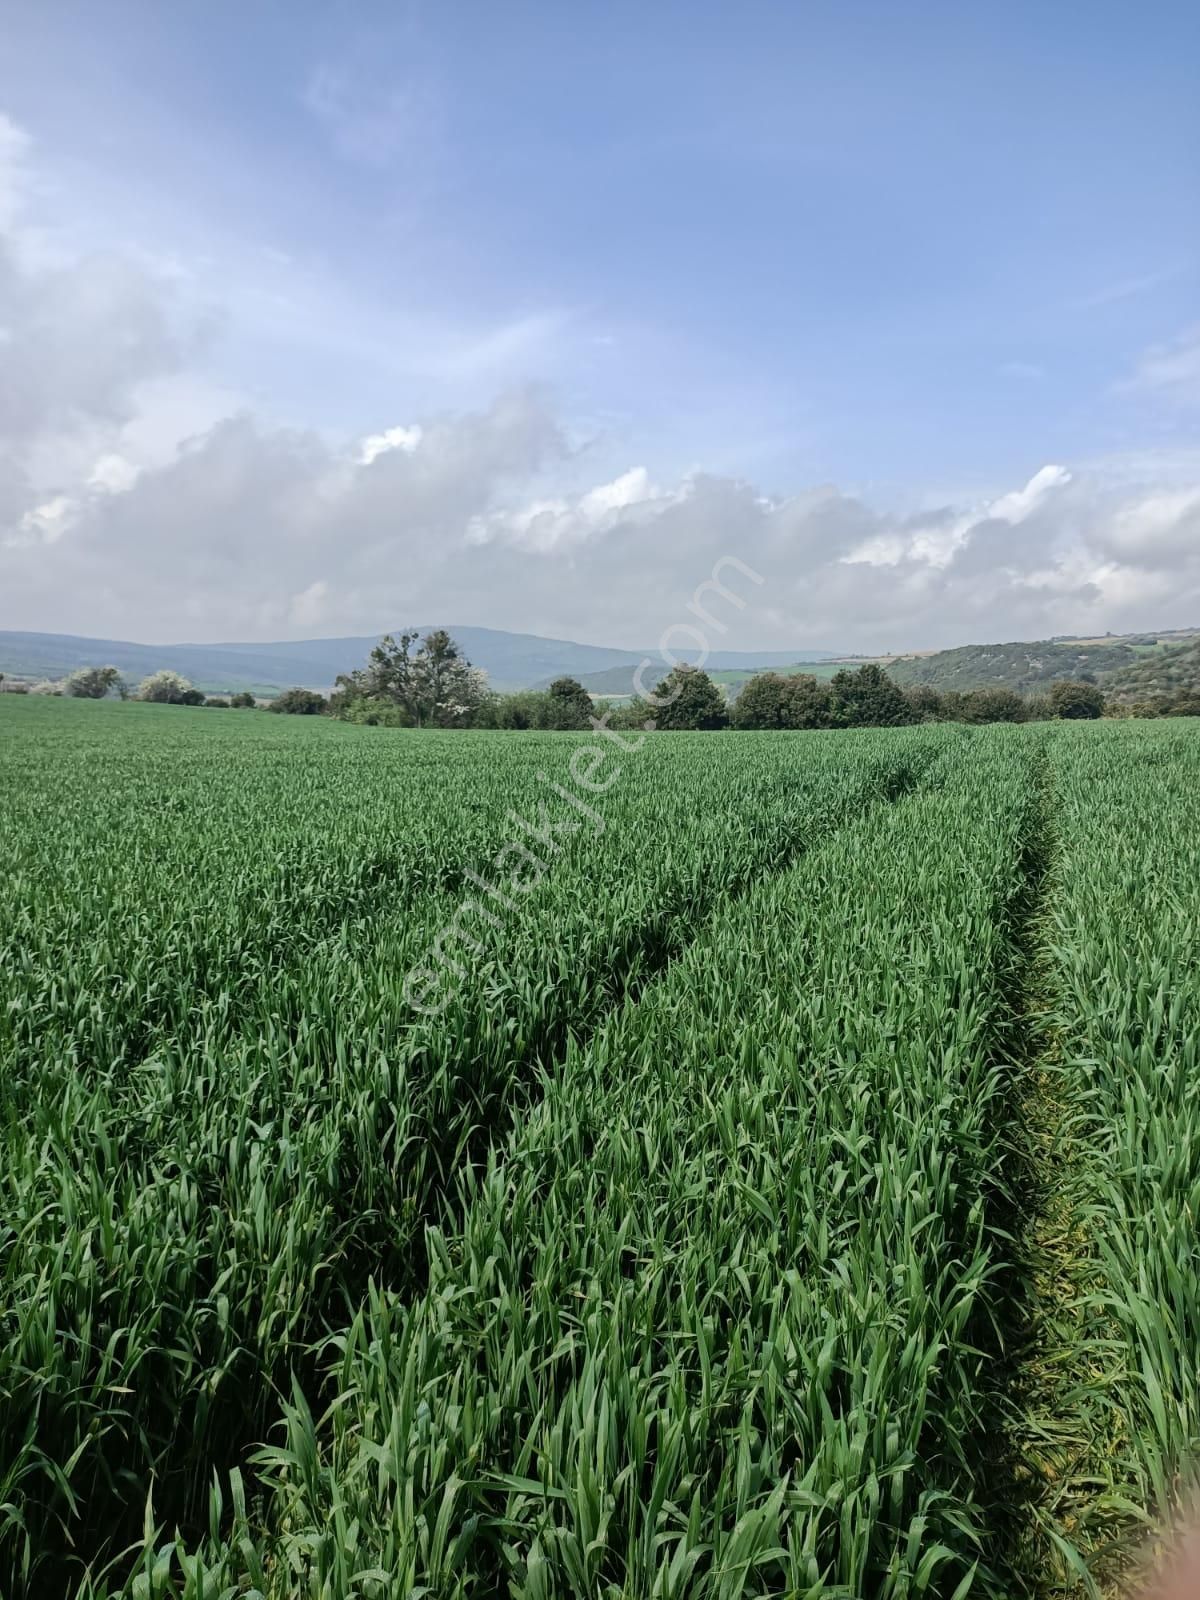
[3,111,1199,654]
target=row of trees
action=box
[728,666,1106,729]
[137,672,258,707]
[1118,689,1200,719]
[7,665,259,707]
[22,664,129,698]
[3,635,1120,729]
[330,631,718,730]
[325,634,1109,732]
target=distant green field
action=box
[709,659,848,689]
[2,696,1199,1598]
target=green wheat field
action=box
[2,695,1198,1599]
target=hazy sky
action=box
[1,0,1198,651]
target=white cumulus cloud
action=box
[3,112,1200,655]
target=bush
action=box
[605,698,654,732]
[1049,680,1106,720]
[205,698,230,709]
[267,687,329,715]
[229,691,256,709]
[65,665,123,699]
[904,685,949,723]
[957,687,1027,725]
[543,677,595,731]
[830,664,913,728]
[492,691,549,730]
[136,670,199,705]
[731,673,792,730]
[732,672,835,730]
[647,665,728,730]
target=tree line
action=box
[3,665,259,707]
[324,631,1111,729]
[3,633,1139,728]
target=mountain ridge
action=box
[4,625,1198,700]
[0,627,839,695]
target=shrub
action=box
[731,672,793,730]
[1049,680,1106,720]
[958,687,1028,725]
[65,665,123,699]
[136,670,199,705]
[267,687,329,715]
[830,664,913,728]
[732,672,835,730]
[647,665,728,730]
[543,677,594,731]
[492,691,549,730]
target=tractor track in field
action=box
[198,740,959,1579]
[48,738,961,1596]
[990,756,1133,1600]
[959,739,1064,1600]
[351,737,958,1298]
[964,740,1113,1599]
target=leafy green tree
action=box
[904,685,947,723]
[135,670,197,704]
[731,672,834,730]
[229,691,256,709]
[606,697,654,732]
[267,687,328,715]
[357,629,488,727]
[65,665,122,699]
[649,664,728,730]
[1049,680,1105,720]
[205,697,231,709]
[783,674,835,729]
[830,664,912,728]
[731,672,792,729]
[492,690,551,729]
[958,687,1027,724]
[543,676,594,730]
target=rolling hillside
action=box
[0,628,838,695]
[1103,635,1200,705]
[553,655,843,697]
[0,627,655,694]
[5,624,1197,701]
[714,630,1200,703]
[882,636,1142,692]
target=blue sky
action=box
[1,2,1198,649]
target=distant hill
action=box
[0,628,841,696]
[713,629,1200,703]
[1103,636,1200,705]
[6,624,1196,701]
[877,630,1200,694]
[545,653,841,697]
